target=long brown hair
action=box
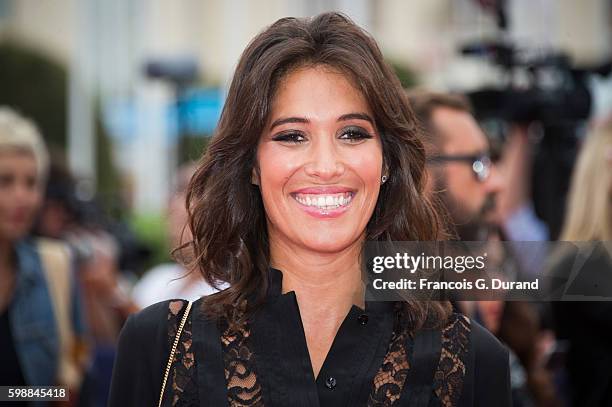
[184,12,451,329]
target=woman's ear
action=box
[380,162,390,185]
[382,162,389,179]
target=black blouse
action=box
[109,268,511,406]
[0,303,27,387]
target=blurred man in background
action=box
[407,90,546,241]
[407,91,559,407]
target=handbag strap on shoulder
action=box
[158,300,192,407]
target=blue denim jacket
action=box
[9,238,84,388]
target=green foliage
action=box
[388,59,419,89]
[130,211,171,269]
[0,41,121,214]
[94,104,121,207]
[178,134,211,165]
[0,41,67,147]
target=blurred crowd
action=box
[0,107,216,406]
[1,84,611,406]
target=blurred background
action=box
[1,0,610,257]
[0,0,611,406]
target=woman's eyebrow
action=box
[269,112,373,130]
[269,117,309,130]
[337,112,374,124]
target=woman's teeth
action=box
[292,192,354,209]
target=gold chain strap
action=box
[158,301,193,407]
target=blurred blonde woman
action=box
[560,122,612,241]
[0,107,87,401]
[549,121,612,407]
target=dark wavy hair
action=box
[184,12,451,329]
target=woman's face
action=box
[256,65,384,254]
[0,150,42,242]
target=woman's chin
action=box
[297,233,359,254]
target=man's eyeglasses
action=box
[427,154,492,182]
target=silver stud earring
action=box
[381,175,388,184]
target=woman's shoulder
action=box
[114,299,191,372]
[120,297,202,353]
[123,299,188,333]
[440,311,471,338]
[439,311,508,362]
[470,317,508,361]
[109,298,197,406]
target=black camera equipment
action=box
[460,1,611,239]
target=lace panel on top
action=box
[167,300,198,407]
[165,301,264,406]
[166,301,470,407]
[433,314,470,407]
[367,312,471,407]
[221,321,264,406]
[367,328,412,406]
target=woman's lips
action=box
[290,188,355,219]
[11,210,30,225]
[292,186,355,194]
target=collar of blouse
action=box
[240,267,398,406]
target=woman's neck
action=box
[268,234,365,378]
[269,236,365,312]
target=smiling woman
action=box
[255,66,383,255]
[109,12,511,407]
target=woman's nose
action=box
[303,136,345,180]
[13,181,38,204]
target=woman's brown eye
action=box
[272,132,306,143]
[0,174,13,187]
[339,127,373,142]
[26,176,37,189]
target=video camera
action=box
[457,1,611,239]
[461,40,610,126]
